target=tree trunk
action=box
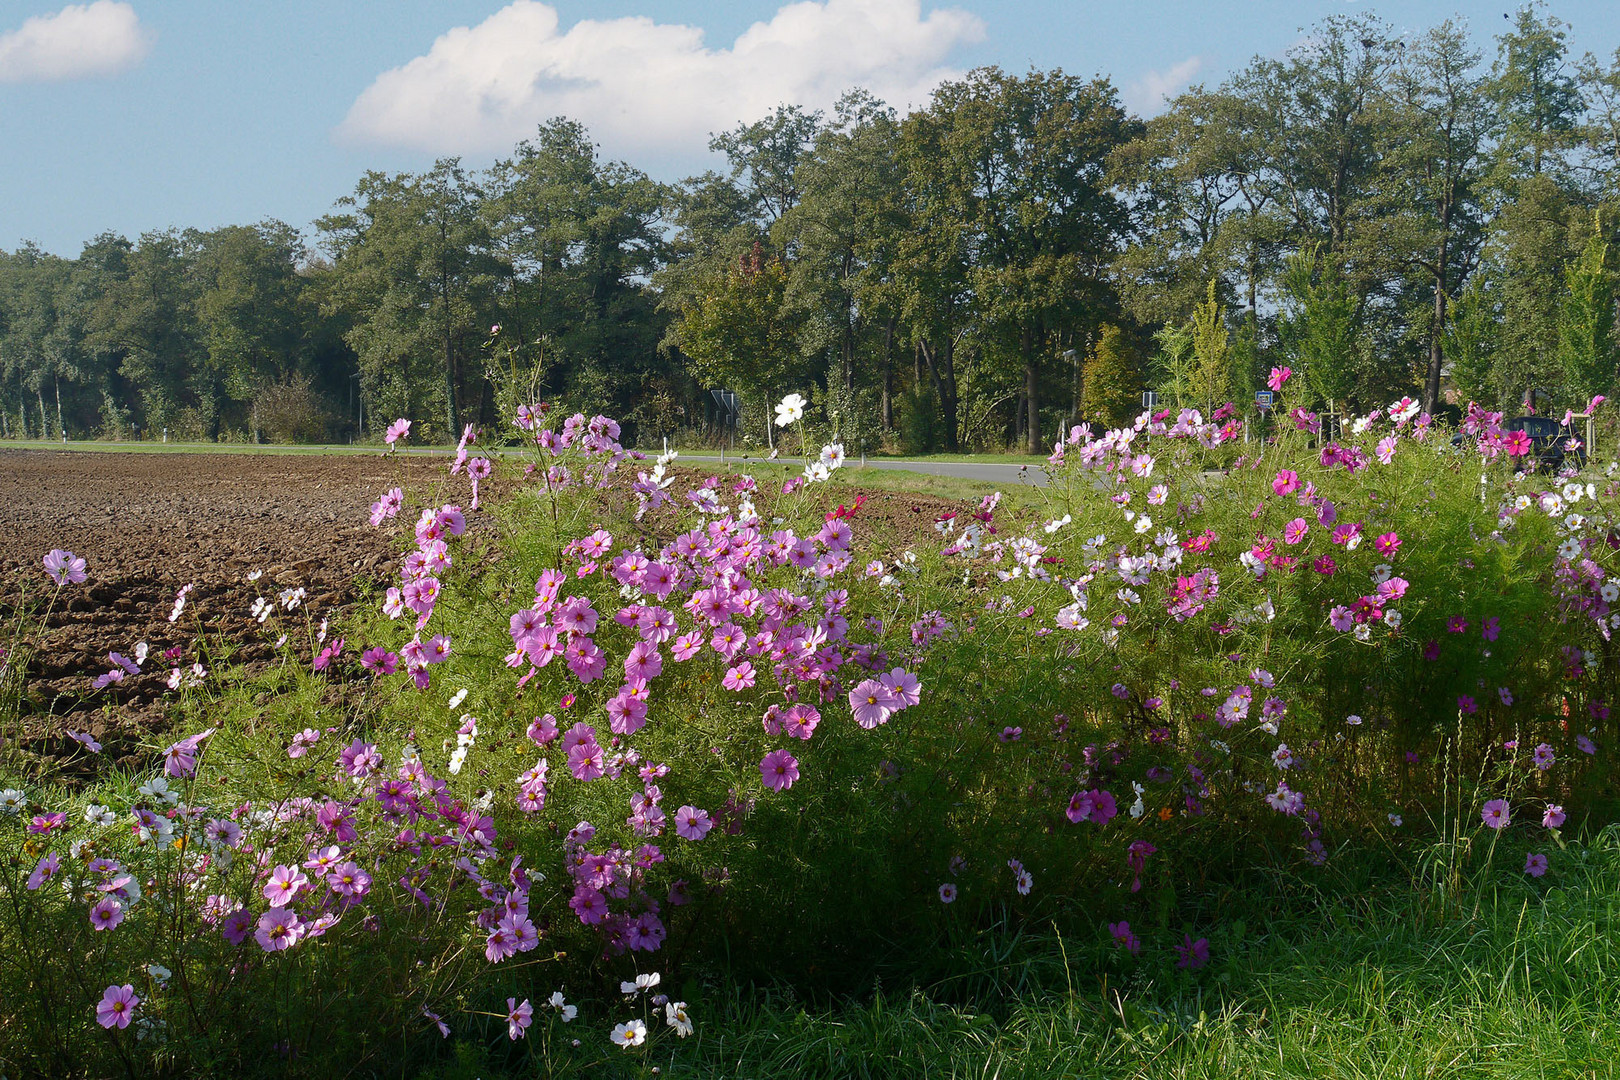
[444,316,458,442]
[881,317,895,431]
[54,375,63,440]
[1423,233,1449,416]
[1024,355,1040,456]
[37,387,48,442]
[920,339,960,453]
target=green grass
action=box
[678,456,1047,505]
[672,446,1045,465]
[426,834,1620,1079]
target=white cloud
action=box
[0,1,150,84]
[1123,55,1203,117]
[338,0,984,164]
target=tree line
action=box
[4,7,1620,452]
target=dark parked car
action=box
[1451,416,1584,468]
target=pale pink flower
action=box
[263,864,310,907]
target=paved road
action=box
[677,453,1050,488]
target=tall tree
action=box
[910,67,1137,452]
[1378,21,1494,413]
[318,162,491,441]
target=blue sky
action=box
[2,0,1619,256]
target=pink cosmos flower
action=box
[507,997,533,1040]
[287,728,320,758]
[220,907,254,945]
[385,418,411,446]
[1283,518,1309,545]
[96,984,139,1029]
[849,679,899,728]
[880,668,922,708]
[760,749,800,792]
[569,885,608,924]
[567,742,605,782]
[360,646,399,675]
[1373,532,1401,557]
[624,641,663,682]
[1109,920,1140,954]
[42,548,88,586]
[723,662,756,691]
[527,713,558,745]
[263,864,310,907]
[1267,366,1292,392]
[28,812,65,835]
[674,805,712,840]
[1577,735,1596,754]
[1533,743,1555,770]
[1544,804,1566,828]
[27,852,60,890]
[90,897,124,931]
[783,704,821,740]
[1525,853,1549,878]
[671,632,703,661]
[485,922,518,963]
[256,907,302,951]
[339,739,382,778]
[938,883,957,904]
[161,728,214,778]
[67,730,101,753]
[1066,789,1117,825]
[1503,429,1531,456]
[1272,470,1299,496]
[1481,799,1510,829]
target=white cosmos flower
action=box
[774,393,806,427]
[611,1020,647,1047]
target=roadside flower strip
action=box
[2,384,1615,1072]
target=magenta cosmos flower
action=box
[96,984,140,1029]
[760,749,800,792]
[1174,934,1210,970]
[43,548,87,586]
[1481,799,1511,829]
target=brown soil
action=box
[0,449,465,765]
[0,448,969,769]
